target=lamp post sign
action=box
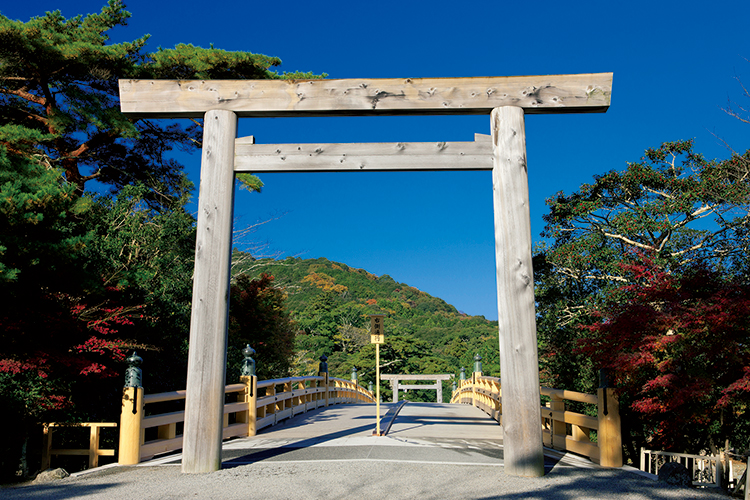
[370,314,384,344]
[370,314,385,435]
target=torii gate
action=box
[118,73,612,477]
[380,374,453,403]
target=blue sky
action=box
[4,1,749,320]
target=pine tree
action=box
[0,0,322,206]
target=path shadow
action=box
[221,421,376,467]
[2,478,120,500]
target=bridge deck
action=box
[142,402,509,468]
[220,402,508,468]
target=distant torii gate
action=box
[118,73,613,477]
[381,374,452,403]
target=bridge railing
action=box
[451,372,622,467]
[41,422,118,470]
[255,375,375,429]
[119,371,375,465]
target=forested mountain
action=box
[232,251,500,401]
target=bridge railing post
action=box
[472,354,482,409]
[319,355,329,407]
[119,352,144,465]
[238,375,257,436]
[283,380,293,412]
[473,354,483,377]
[238,345,258,437]
[597,370,623,467]
[550,392,566,450]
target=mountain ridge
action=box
[232,251,501,401]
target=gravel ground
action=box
[2,461,733,500]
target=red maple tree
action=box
[578,259,750,452]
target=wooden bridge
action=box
[29,389,736,500]
[42,363,621,472]
[45,376,600,471]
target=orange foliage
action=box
[302,272,348,294]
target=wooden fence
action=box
[641,448,750,495]
[119,373,375,464]
[41,422,117,470]
[640,448,721,487]
[451,373,622,467]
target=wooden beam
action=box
[491,106,544,477]
[182,109,237,474]
[380,374,452,380]
[118,73,612,118]
[234,139,492,172]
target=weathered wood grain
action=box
[182,110,237,474]
[234,139,493,172]
[598,388,623,467]
[119,73,612,118]
[491,106,544,477]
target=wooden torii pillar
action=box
[118,73,612,476]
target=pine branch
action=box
[0,86,46,107]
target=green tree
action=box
[228,274,297,381]
[82,184,198,390]
[0,150,91,285]
[0,172,198,479]
[542,140,750,290]
[0,0,321,205]
[537,140,750,386]
[535,140,750,460]
[0,150,96,479]
[533,247,598,394]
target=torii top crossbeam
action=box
[118,73,612,118]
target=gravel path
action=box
[2,461,732,500]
